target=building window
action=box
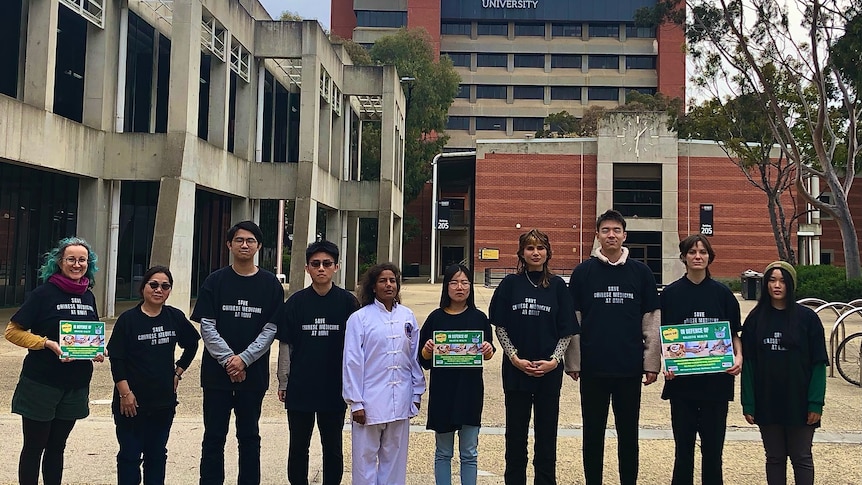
[447,116,469,130]
[476,117,506,130]
[552,22,582,38]
[626,87,657,96]
[614,164,662,218]
[441,21,471,35]
[820,250,833,265]
[513,86,544,100]
[589,55,619,70]
[513,117,544,131]
[818,192,833,220]
[626,231,663,284]
[477,53,508,68]
[514,23,545,36]
[551,86,581,100]
[355,10,406,28]
[456,85,471,98]
[551,54,582,69]
[477,22,508,36]
[626,56,657,69]
[476,84,506,99]
[514,54,544,68]
[626,25,656,38]
[445,52,471,67]
[589,87,619,101]
[589,23,620,38]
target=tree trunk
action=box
[766,196,789,262]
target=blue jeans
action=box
[115,407,175,485]
[434,425,480,485]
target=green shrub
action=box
[715,277,742,293]
[795,265,862,302]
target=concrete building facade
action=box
[0,0,407,313]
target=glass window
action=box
[476,84,506,99]
[589,55,619,70]
[441,21,471,35]
[355,10,406,28]
[589,23,620,38]
[589,87,619,101]
[477,22,508,36]
[514,23,545,36]
[513,86,544,99]
[446,116,469,130]
[477,53,508,68]
[513,117,544,131]
[445,52,471,67]
[514,54,545,68]
[551,54,582,69]
[626,25,656,38]
[456,85,471,98]
[551,86,581,100]
[614,164,661,218]
[626,56,657,69]
[476,117,506,130]
[626,87,657,96]
[552,23,582,38]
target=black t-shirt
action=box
[12,282,99,390]
[191,267,284,391]
[489,272,578,393]
[276,285,359,412]
[742,304,828,426]
[418,307,494,433]
[569,257,660,378]
[107,304,201,412]
[660,276,742,402]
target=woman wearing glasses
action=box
[4,237,104,485]
[107,265,200,484]
[418,264,495,485]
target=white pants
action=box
[351,418,410,485]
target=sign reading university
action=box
[482,0,539,8]
[441,0,656,21]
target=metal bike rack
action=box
[829,307,862,378]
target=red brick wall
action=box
[330,0,356,40]
[407,0,441,57]
[656,1,686,102]
[811,179,862,267]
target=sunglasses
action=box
[308,260,335,268]
[147,281,172,291]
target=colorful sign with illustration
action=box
[59,320,105,360]
[433,330,484,368]
[660,321,734,376]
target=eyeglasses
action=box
[147,281,172,291]
[232,237,258,246]
[448,280,471,288]
[308,260,335,268]
[63,257,88,265]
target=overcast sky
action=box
[258,0,331,29]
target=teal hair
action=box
[39,237,99,285]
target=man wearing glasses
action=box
[191,220,285,485]
[275,240,359,485]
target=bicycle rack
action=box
[829,307,862,378]
[798,298,828,308]
[814,301,858,319]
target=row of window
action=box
[355,10,407,28]
[453,85,657,102]
[440,21,656,39]
[445,53,657,70]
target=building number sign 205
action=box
[437,220,450,230]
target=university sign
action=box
[482,0,539,8]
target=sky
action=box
[258,0,331,29]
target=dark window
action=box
[456,85,471,98]
[476,84,506,99]
[477,22,508,36]
[515,23,544,36]
[355,10,406,28]
[476,117,506,131]
[589,55,619,70]
[477,53,507,68]
[514,54,544,68]
[54,6,87,123]
[614,164,661,218]
[116,181,159,300]
[441,21,471,35]
[626,25,656,38]
[125,11,155,133]
[552,23,582,38]
[513,86,544,99]
[626,87,657,96]
[446,116,469,130]
[626,56,657,69]
[551,86,581,100]
[589,23,620,38]
[626,231,662,284]
[445,52,471,67]
[192,189,231,295]
[551,54,582,69]
[513,117,544,131]
[589,87,619,101]
[0,0,23,97]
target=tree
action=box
[536,92,682,137]
[279,10,303,21]
[641,0,861,278]
[330,34,372,66]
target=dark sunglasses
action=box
[308,260,335,268]
[147,281,172,291]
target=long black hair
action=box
[751,266,800,346]
[439,264,476,309]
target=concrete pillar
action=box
[318,101,333,171]
[24,0,59,110]
[231,197,253,224]
[289,196,317,294]
[82,0,120,130]
[325,209,345,286]
[167,0,202,134]
[208,34,232,149]
[233,58,258,161]
[344,215,360,290]
[392,216,403,269]
[76,178,112,315]
[150,177,196,315]
[376,68,400,264]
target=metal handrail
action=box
[829,307,862,378]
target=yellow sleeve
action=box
[4,321,48,350]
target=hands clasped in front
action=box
[225,355,246,383]
[511,355,557,377]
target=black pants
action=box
[669,399,728,485]
[580,376,641,485]
[504,390,561,485]
[115,407,175,485]
[759,424,816,485]
[200,388,266,485]
[19,417,76,485]
[287,409,345,485]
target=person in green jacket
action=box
[740,261,827,485]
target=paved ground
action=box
[0,282,860,484]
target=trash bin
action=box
[404,262,420,277]
[740,270,763,300]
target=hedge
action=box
[795,265,862,303]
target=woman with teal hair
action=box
[4,237,105,485]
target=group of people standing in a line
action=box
[4,210,827,485]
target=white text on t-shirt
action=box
[222,299,264,319]
[593,286,634,305]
